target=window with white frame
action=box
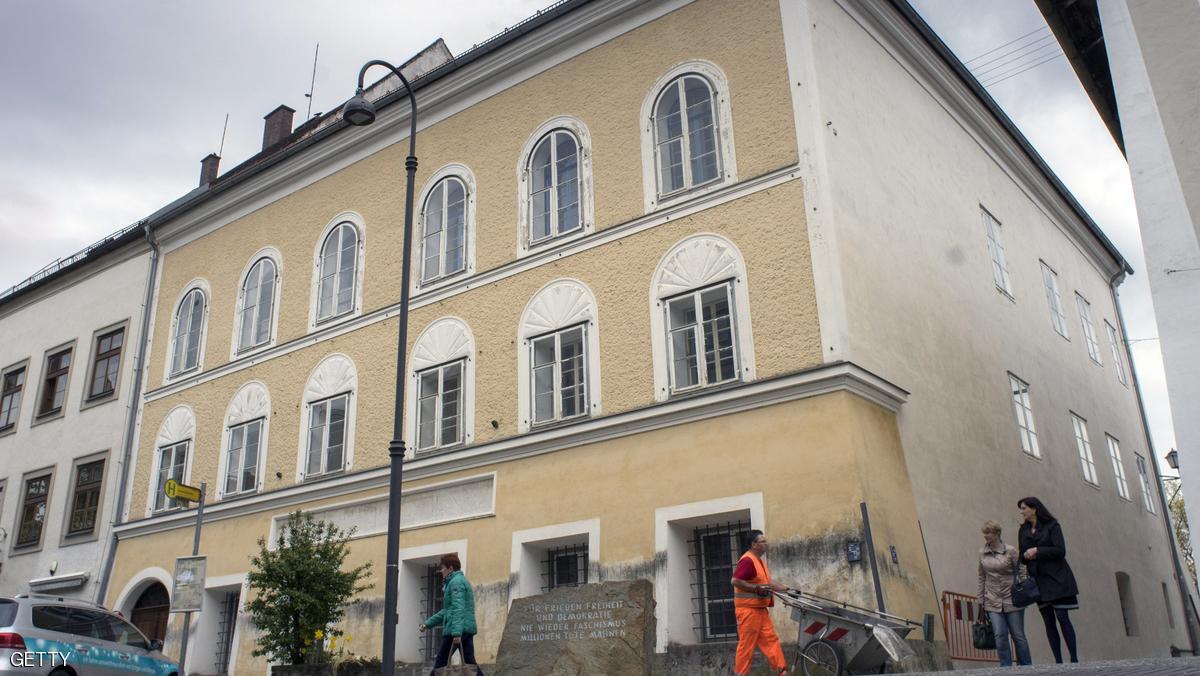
[225,419,262,495]
[1040,262,1069,338]
[527,130,581,247]
[653,74,722,199]
[1071,413,1099,485]
[530,325,588,426]
[421,177,468,284]
[1135,453,1156,513]
[1008,374,1040,458]
[316,222,359,323]
[305,393,348,478]
[981,208,1012,296]
[238,258,277,352]
[667,283,738,393]
[691,520,750,642]
[171,288,206,375]
[416,361,464,451]
[1106,321,1129,386]
[153,441,189,512]
[1107,434,1130,500]
[1076,293,1101,364]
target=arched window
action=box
[150,406,195,514]
[297,354,357,480]
[317,222,359,322]
[517,280,602,432]
[650,234,755,401]
[421,177,468,283]
[640,61,737,211]
[170,286,207,376]
[237,256,278,352]
[220,381,270,497]
[528,130,581,246]
[407,317,475,454]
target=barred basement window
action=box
[690,519,750,642]
[542,544,588,592]
[420,564,445,663]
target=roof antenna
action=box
[305,43,320,119]
[218,113,229,157]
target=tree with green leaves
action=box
[246,511,373,664]
[1166,477,1197,588]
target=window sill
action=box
[649,176,732,214]
[302,470,347,484]
[8,543,45,557]
[995,287,1016,303]
[1083,480,1103,492]
[417,269,472,295]
[0,424,15,439]
[518,225,591,260]
[530,415,591,433]
[59,530,101,547]
[166,367,201,386]
[80,392,118,412]
[667,379,743,402]
[30,408,65,428]
[414,442,468,459]
[235,341,276,361]
[1021,450,1045,463]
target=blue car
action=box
[0,594,179,675]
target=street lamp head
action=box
[1167,449,1179,470]
[342,89,377,126]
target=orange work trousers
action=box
[735,606,787,674]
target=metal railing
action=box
[1,221,144,302]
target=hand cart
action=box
[774,590,922,675]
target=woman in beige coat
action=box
[978,520,1032,666]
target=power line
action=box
[976,45,1064,83]
[963,25,1050,64]
[970,34,1058,75]
[981,51,1065,87]
[969,32,1056,72]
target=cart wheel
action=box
[797,638,843,676]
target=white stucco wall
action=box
[0,245,151,602]
[783,0,1187,659]
[1101,0,1200,587]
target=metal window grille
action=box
[421,564,445,662]
[214,591,240,674]
[689,520,749,642]
[542,544,588,592]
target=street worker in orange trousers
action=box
[731,529,793,676]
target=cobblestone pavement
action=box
[906,657,1200,675]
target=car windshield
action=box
[0,599,16,627]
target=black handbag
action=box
[972,610,996,650]
[1011,566,1041,608]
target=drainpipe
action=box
[1109,268,1199,654]
[95,221,159,607]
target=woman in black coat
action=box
[1018,497,1080,663]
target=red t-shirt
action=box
[733,557,758,581]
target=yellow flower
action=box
[315,629,324,639]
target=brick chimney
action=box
[199,153,221,186]
[262,105,296,151]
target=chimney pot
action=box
[262,105,296,151]
[199,153,221,187]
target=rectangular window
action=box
[305,393,348,478]
[1075,294,1101,364]
[981,208,1013,296]
[1040,262,1069,338]
[416,361,464,451]
[1071,413,1099,485]
[16,473,52,548]
[154,442,189,512]
[0,366,25,431]
[690,520,750,642]
[667,282,738,393]
[1008,374,1041,458]
[1163,582,1176,629]
[1106,321,1129,386]
[542,543,589,592]
[88,328,124,399]
[531,326,588,425]
[66,459,105,536]
[421,564,445,661]
[1135,453,1157,514]
[1107,435,1130,500]
[224,419,262,495]
[38,348,73,416]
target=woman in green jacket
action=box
[421,553,483,675]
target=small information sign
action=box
[164,478,202,503]
[170,555,207,613]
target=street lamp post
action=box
[342,60,418,676]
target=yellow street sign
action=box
[164,478,202,503]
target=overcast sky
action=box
[0,0,1177,466]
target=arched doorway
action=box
[131,582,170,642]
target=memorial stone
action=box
[493,579,655,676]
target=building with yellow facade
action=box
[99,0,1189,671]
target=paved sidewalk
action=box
[906,657,1200,675]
